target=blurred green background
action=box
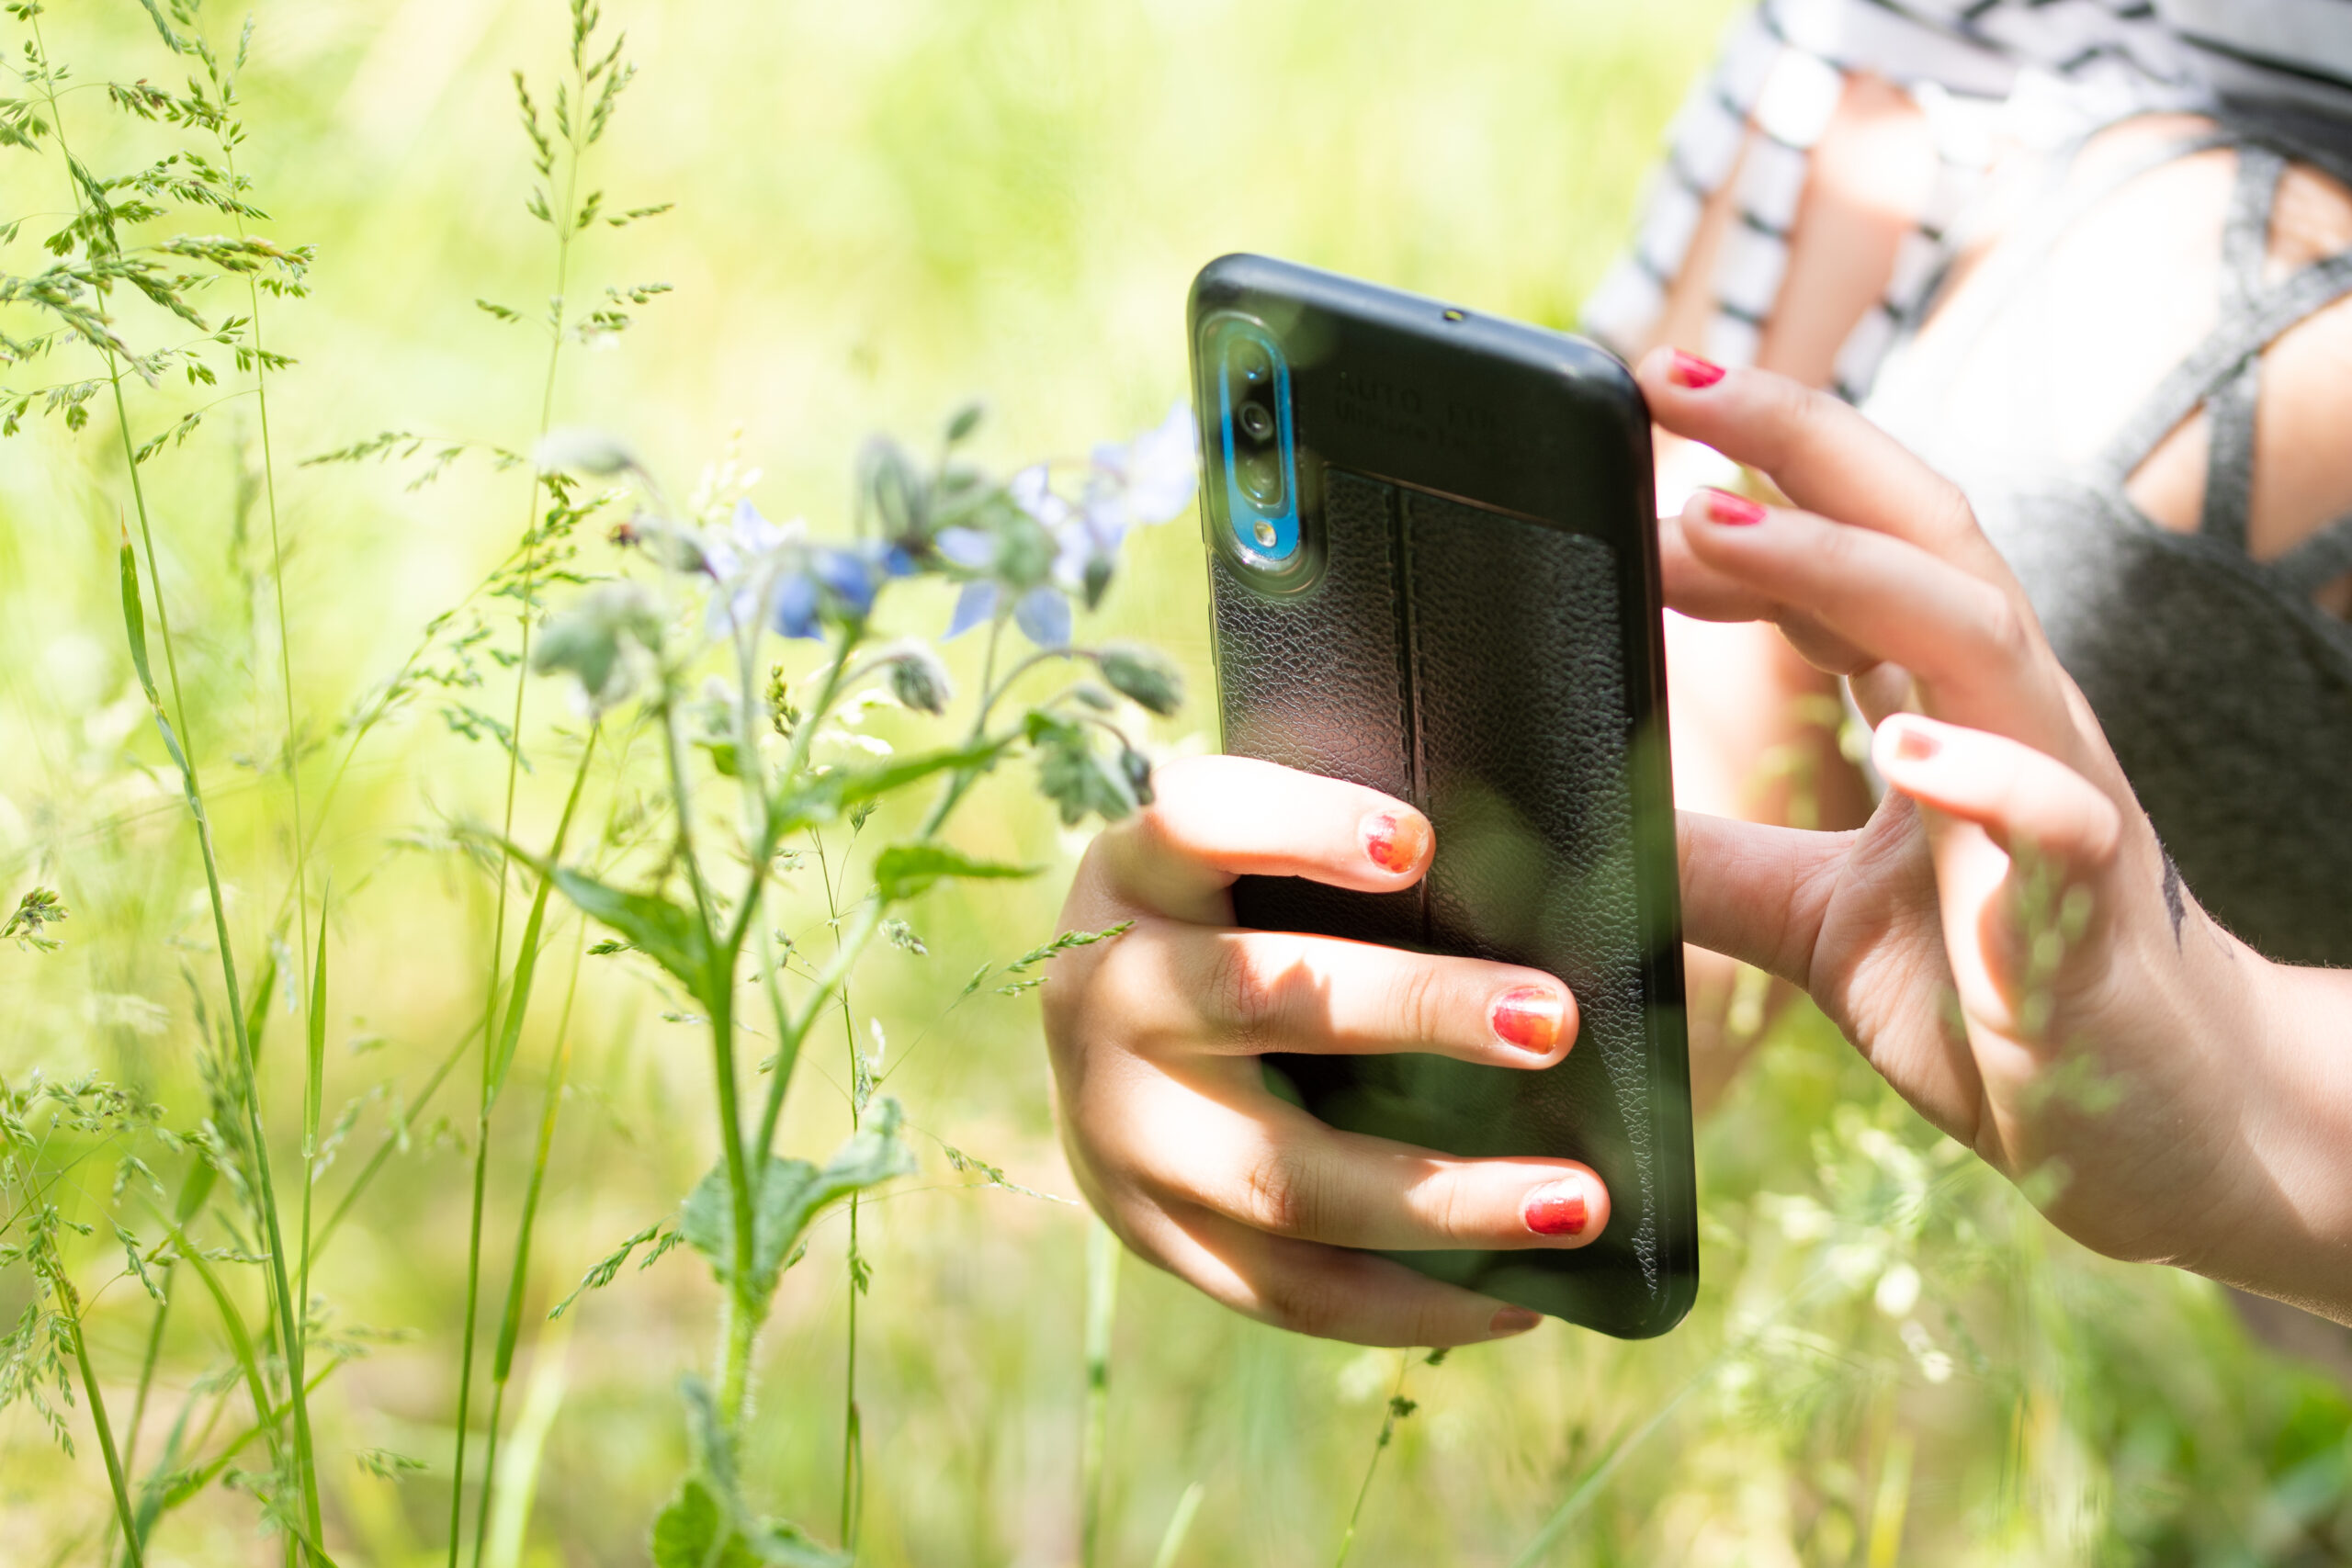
[6,0,2352,1563]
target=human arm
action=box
[1645,349,2352,1319]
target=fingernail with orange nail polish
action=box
[1490,987,1565,1053]
[1701,488,1765,525]
[1360,809,1429,874]
[1668,350,1727,389]
[1523,1180,1589,1237]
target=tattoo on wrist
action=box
[2161,851,2186,949]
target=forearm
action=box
[2223,960,2352,1322]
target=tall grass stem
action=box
[31,24,325,1543]
[1081,1214,1120,1568]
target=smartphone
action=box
[1189,254,1694,1339]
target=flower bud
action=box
[1094,642,1183,716]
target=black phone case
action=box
[1190,254,1695,1338]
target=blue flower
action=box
[934,527,995,570]
[772,570,821,640]
[705,502,910,641]
[809,547,876,616]
[1089,402,1198,532]
[1013,585,1071,649]
[940,409,1197,648]
[945,581,999,640]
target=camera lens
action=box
[1237,401,1275,443]
[1236,449,1283,509]
[1230,341,1272,386]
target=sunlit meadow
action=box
[5,2,2350,1565]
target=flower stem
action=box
[1333,1355,1414,1568]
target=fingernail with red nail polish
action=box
[1668,350,1727,389]
[1490,987,1565,1053]
[1702,488,1765,525]
[1489,1305,1543,1337]
[1893,723,1941,762]
[1360,809,1430,874]
[1523,1180,1589,1237]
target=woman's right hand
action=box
[1042,755,1611,1348]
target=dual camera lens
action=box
[1204,317,1299,570]
[1220,330,1288,518]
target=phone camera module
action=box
[1205,317,1299,570]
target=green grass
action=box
[5,1,2352,1565]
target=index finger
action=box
[1095,755,1430,924]
[1635,349,2017,586]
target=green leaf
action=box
[744,1519,852,1568]
[531,581,662,713]
[652,1380,853,1568]
[119,540,156,696]
[533,864,722,1015]
[304,889,329,1151]
[677,1101,914,1308]
[119,536,199,790]
[651,1476,753,1568]
[765,738,1010,851]
[1029,712,1139,826]
[488,742,600,1098]
[871,844,1039,904]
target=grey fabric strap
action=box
[2098,247,2352,487]
[2198,145,2286,550]
[2273,513,2352,595]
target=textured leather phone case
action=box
[1193,255,1695,1338]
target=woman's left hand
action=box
[1639,349,2352,1322]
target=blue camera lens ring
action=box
[1211,319,1300,569]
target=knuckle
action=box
[1239,1144,1320,1239]
[1122,793,1182,870]
[1808,517,1861,571]
[1974,584,2036,668]
[1388,963,1452,1048]
[1410,1297,1477,1348]
[1427,1169,1479,1245]
[1255,1266,1344,1338]
[1207,938,1284,1049]
[1922,478,1981,545]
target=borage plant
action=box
[521,400,1194,1562]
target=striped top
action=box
[1582,0,2352,400]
